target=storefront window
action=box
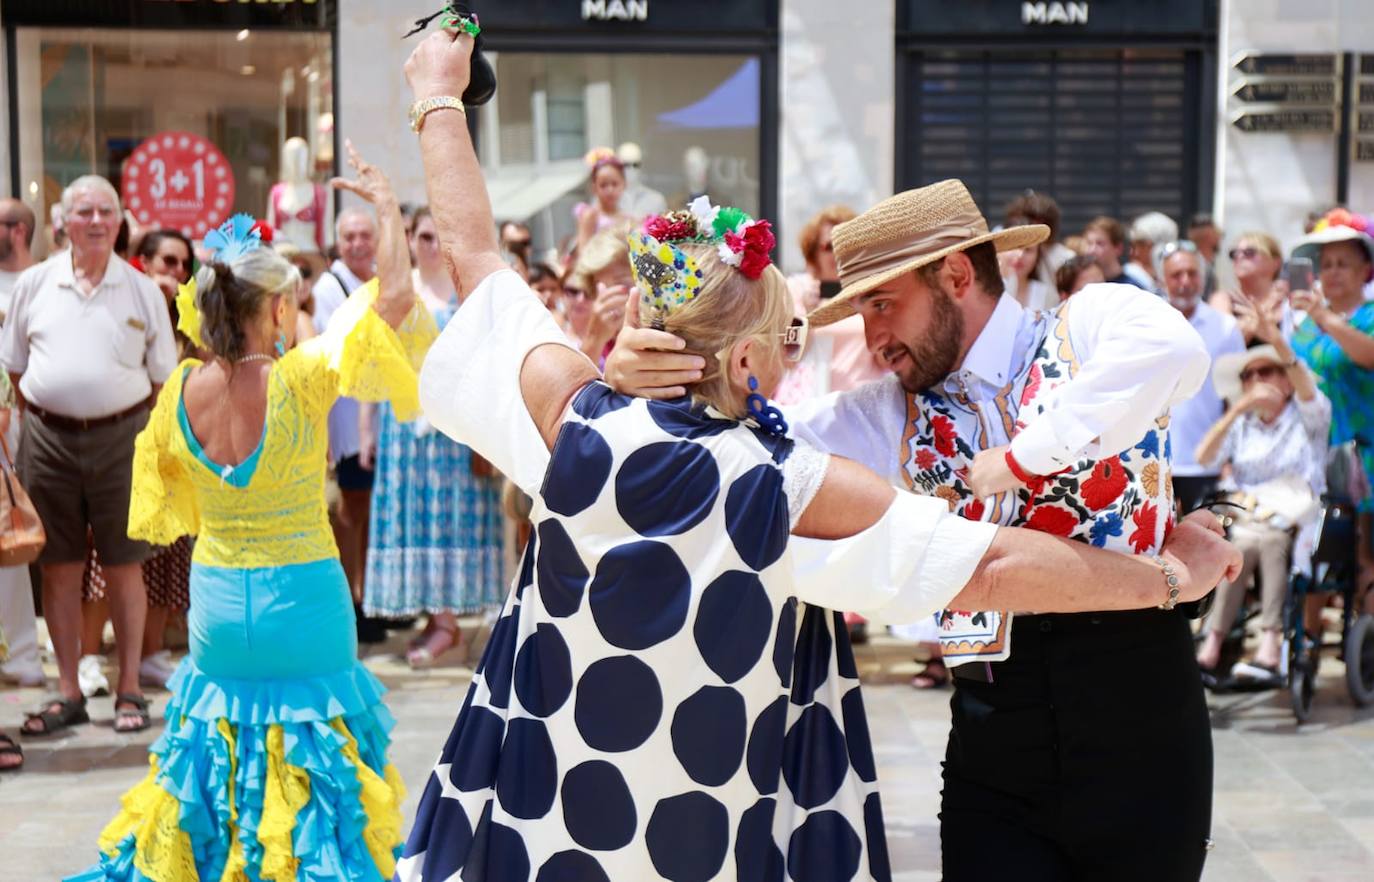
[479,51,762,251]
[14,27,332,251]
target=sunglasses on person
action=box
[563,286,593,301]
[416,231,438,244]
[1227,246,1271,261]
[1239,363,1283,383]
[779,315,809,363]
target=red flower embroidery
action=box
[915,448,937,470]
[962,497,985,521]
[1130,501,1158,554]
[931,415,957,457]
[1020,363,1043,408]
[1081,456,1128,510]
[1025,505,1078,537]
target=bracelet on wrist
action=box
[1153,555,1182,610]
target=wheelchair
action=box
[1283,495,1374,722]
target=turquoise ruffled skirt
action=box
[66,559,406,882]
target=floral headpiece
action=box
[630,196,776,329]
[1310,207,1372,234]
[584,146,622,173]
[175,214,276,350]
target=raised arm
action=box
[793,452,1240,622]
[329,140,416,329]
[407,29,597,455]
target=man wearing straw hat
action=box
[609,179,1219,880]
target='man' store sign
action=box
[582,0,647,21]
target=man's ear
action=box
[943,250,976,301]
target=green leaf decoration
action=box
[712,206,751,238]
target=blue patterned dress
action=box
[396,382,889,882]
[364,301,506,617]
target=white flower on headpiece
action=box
[689,195,719,234]
[718,242,743,267]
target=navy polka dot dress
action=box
[396,382,891,882]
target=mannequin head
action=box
[684,147,709,194]
[281,137,310,185]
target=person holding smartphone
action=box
[1289,215,1374,612]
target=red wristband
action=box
[1004,448,1038,485]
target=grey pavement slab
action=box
[1,629,1371,880]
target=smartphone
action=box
[819,279,842,300]
[1284,257,1314,293]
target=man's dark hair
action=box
[1004,191,1061,241]
[1083,215,1126,248]
[1187,212,1215,231]
[916,241,1005,299]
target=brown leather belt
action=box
[26,398,152,432]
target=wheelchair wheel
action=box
[1289,644,1317,723]
[1345,614,1374,707]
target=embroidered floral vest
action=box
[899,303,1175,664]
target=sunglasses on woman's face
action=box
[1228,246,1269,261]
[563,286,593,301]
[1240,364,1283,383]
[779,315,809,363]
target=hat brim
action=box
[1212,344,1286,403]
[1290,226,1374,266]
[809,224,1052,328]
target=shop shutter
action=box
[902,48,1195,234]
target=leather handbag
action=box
[0,431,45,566]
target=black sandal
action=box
[911,660,950,689]
[0,732,22,771]
[113,693,151,734]
[21,695,89,737]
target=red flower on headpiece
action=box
[644,215,694,242]
[725,220,775,280]
[251,220,275,243]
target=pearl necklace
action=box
[235,353,276,366]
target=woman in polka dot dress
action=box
[397,28,1240,882]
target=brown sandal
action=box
[21,695,89,737]
[113,693,151,734]
[911,660,950,689]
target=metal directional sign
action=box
[1360,112,1374,133]
[1357,140,1374,162]
[1233,53,1338,77]
[1231,109,1337,133]
[1233,80,1337,104]
[1362,82,1374,105]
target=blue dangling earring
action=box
[746,375,789,436]
[274,331,287,357]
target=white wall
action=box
[0,6,9,198]
[1219,0,1374,257]
[336,0,432,213]
[778,0,895,273]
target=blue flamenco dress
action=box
[66,281,437,882]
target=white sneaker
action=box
[0,659,45,687]
[78,654,110,698]
[138,650,178,688]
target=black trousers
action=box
[941,609,1212,882]
[1171,475,1220,517]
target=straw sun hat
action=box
[809,179,1050,327]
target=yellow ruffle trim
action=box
[97,756,198,882]
[330,718,407,880]
[258,725,311,882]
[326,279,438,422]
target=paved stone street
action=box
[2,629,1372,881]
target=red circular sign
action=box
[122,131,236,239]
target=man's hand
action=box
[968,445,1022,499]
[604,324,705,400]
[404,28,474,102]
[1160,510,1243,602]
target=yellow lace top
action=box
[128,280,437,569]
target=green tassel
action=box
[712,207,751,238]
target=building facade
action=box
[2,0,1373,272]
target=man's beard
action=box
[891,284,964,393]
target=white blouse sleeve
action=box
[783,375,908,484]
[787,490,997,624]
[418,269,592,497]
[782,442,830,529]
[1010,283,1213,474]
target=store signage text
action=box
[122,132,236,239]
[1231,109,1336,134]
[1021,2,1088,25]
[1233,81,1336,104]
[581,0,647,21]
[1233,53,1338,77]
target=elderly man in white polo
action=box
[2,175,177,737]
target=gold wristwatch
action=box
[409,96,466,133]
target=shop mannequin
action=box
[616,141,666,220]
[268,137,327,253]
[683,146,710,201]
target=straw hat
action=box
[809,180,1049,327]
[1290,224,1374,265]
[1212,344,1293,403]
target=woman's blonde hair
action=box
[1233,231,1283,280]
[645,243,792,418]
[570,223,631,291]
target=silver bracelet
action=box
[1153,555,1181,610]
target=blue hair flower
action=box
[203,213,263,264]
